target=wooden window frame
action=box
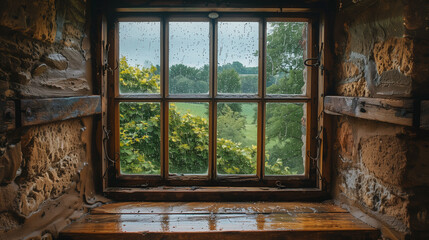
[101,9,328,201]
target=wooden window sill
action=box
[60,201,380,240]
[104,187,327,201]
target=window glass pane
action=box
[169,22,210,94]
[266,22,308,95]
[218,22,259,94]
[169,102,209,174]
[119,102,161,175]
[217,103,257,175]
[265,103,306,175]
[119,22,161,94]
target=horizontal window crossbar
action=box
[115,96,311,102]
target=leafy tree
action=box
[217,69,243,114]
[119,57,290,175]
[218,61,257,74]
[266,22,306,78]
[217,105,246,143]
[266,69,304,95]
[241,75,258,93]
[265,103,304,174]
[218,68,241,93]
[169,64,209,94]
[264,22,307,174]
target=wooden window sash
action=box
[108,12,319,188]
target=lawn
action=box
[173,102,281,149]
[173,102,208,118]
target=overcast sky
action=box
[119,21,259,68]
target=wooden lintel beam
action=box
[0,101,16,132]
[110,0,328,9]
[323,96,414,127]
[21,96,101,127]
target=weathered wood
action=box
[61,230,380,240]
[111,0,329,9]
[20,96,101,127]
[60,202,379,240]
[92,202,348,215]
[324,96,414,126]
[420,100,429,130]
[318,11,333,192]
[104,187,328,201]
[0,101,15,132]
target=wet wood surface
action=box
[324,96,414,126]
[92,201,348,214]
[60,202,379,240]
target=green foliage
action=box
[267,69,305,95]
[168,105,209,174]
[266,22,306,76]
[217,105,246,143]
[264,22,307,174]
[240,75,258,93]
[119,58,286,175]
[119,102,161,174]
[265,103,304,174]
[169,64,209,94]
[119,56,160,93]
[218,68,241,93]
[218,61,257,74]
[118,21,308,176]
[217,139,257,174]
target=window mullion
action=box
[210,19,217,180]
[161,16,168,180]
[257,18,267,180]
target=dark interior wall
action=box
[332,0,429,239]
[0,1,107,239]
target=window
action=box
[107,12,319,188]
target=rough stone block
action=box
[373,38,413,76]
[0,143,22,184]
[341,62,361,79]
[360,135,407,186]
[40,78,90,92]
[42,53,68,70]
[0,183,18,212]
[15,71,31,85]
[18,119,86,216]
[0,211,20,232]
[338,167,409,230]
[342,0,405,56]
[337,121,354,159]
[32,64,48,77]
[336,78,369,97]
[374,70,412,97]
[0,0,57,42]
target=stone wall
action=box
[0,0,107,239]
[332,0,429,239]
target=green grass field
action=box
[173,102,280,149]
[174,102,208,118]
[173,102,259,147]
